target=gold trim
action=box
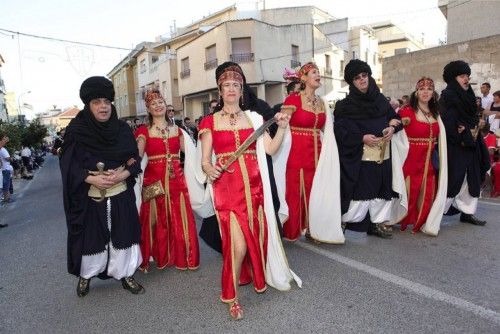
[147,124,179,139]
[149,198,157,251]
[300,169,309,231]
[258,205,265,270]
[229,212,238,301]
[238,155,254,234]
[215,150,256,158]
[402,117,411,126]
[198,128,211,137]
[179,192,190,268]
[408,137,437,142]
[148,153,180,160]
[213,111,253,132]
[416,123,434,224]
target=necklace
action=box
[305,94,320,111]
[154,123,175,178]
[222,108,241,126]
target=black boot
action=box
[76,277,90,297]
[121,277,145,295]
[367,223,392,239]
[460,213,486,226]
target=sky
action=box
[0,0,446,119]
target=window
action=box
[181,57,190,78]
[140,59,146,73]
[205,44,217,70]
[325,54,331,75]
[394,48,410,55]
[230,37,253,63]
[373,52,377,65]
[352,51,357,60]
[124,94,128,106]
[291,45,300,68]
[151,54,159,64]
[340,60,344,76]
[365,49,369,62]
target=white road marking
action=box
[296,241,500,326]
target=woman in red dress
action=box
[199,65,298,320]
[275,62,342,243]
[399,77,443,233]
[135,90,199,272]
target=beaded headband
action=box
[298,62,318,80]
[217,66,244,86]
[143,90,164,108]
[415,77,434,90]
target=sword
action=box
[219,117,277,172]
[93,162,106,202]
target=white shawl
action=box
[389,117,448,237]
[272,104,344,244]
[195,111,302,290]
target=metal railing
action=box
[291,59,301,68]
[180,68,191,79]
[204,58,218,70]
[230,53,254,63]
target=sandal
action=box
[229,300,243,320]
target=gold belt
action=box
[215,150,256,159]
[408,137,437,143]
[362,143,389,163]
[148,153,180,161]
[88,181,127,198]
[290,126,320,135]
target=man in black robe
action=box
[334,59,402,238]
[61,76,145,297]
[440,60,489,225]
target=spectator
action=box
[0,134,14,204]
[480,82,493,110]
[389,98,400,112]
[208,99,218,115]
[52,128,65,156]
[484,91,500,137]
[401,95,410,107]
[21,145,32,172]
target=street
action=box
[0,155,499,333]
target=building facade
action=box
[439,0,500,44]
[382,34,500,100]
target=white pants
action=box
[80,198,142,280]
[444,176,478,215]
[342,198,392,224]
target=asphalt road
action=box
[0,155,499,333]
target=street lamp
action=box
[17,90,31,123]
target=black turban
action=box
[443,60,471,84]
[79,76,115,105]
[344,59,372,85]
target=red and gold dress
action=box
[135,125,199,271]
[282,92,326,241]
[198,113,268,303]
[399,107,440,232]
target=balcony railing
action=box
[291,59,301,68]
[230,53,254,63]
[324,67,333,76]
[180,68,191,79]
[204,58,218,70]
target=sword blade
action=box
[220,118,277,171]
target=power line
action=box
[0,28,133,52]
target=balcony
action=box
[291,59,301,68]
[180,68,191,79]
[204,58,218,70]
[230,53,254,63]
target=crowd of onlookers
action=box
[387,82,500,198]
